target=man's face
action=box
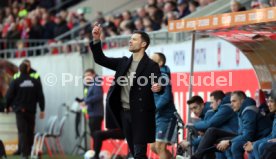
[128,33,145,53]
[210,96,220,111]
[84,72,94,85]
[231,94,243,112]
[189,102,204,117]
[268,96,276,113]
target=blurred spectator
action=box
[198,0,209,8]
[112,13,123,28]
[189,0,200,13]
[78,19,90,39]
[230,0,246,12]
[134,18,144,31]
[156,0,165,8]
[163,1,178,14]
[102,21,118,37]
[2,15,16,39]
[26,0,39,11]
[59,10,69,21]
[54,15,70,39]
[12,5,19,17]
[41,12,56,39]
[29,16,43,39]
[271,0,276,6]
[4,7,12,18]
[95,11,105,25]
[67,12,79,29]
[6,22,20,40]
[136,7,148,19]
[147,0,157,6]
[122,10,133,21]
[147,5,163,30]
[142,17,154,32]
[39,0,55,9]
[20,18,30,39]
[251,0,261,9]
[251,0,271,8]
[177,0,190,19]
[119,20,135,35]
[163,11,178,26]
[15,41,27,58]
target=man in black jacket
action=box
[90,25,163,158]
[5,63,45,159]
[12,59,42,156]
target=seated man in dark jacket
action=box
[179,95,214,152]
[244,89,276,159]
[192,91,272,159]
[192,90,238,159]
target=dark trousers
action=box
[120,111,148,159]
[88,116,103,138]
[16,112,35,157]
[193,128,237,159]
[93,129,125,159]
[261,143,276,159]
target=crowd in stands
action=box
[0,0,216,44]
[230,0,271,12]
[0,0,275,53]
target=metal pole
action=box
[188,31,196,156]
[188,31,196,110]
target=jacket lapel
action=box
[116,56,133,77]
[135,53,149,78]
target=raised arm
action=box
[90,25,123,71]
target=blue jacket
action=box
[271,115,276,138]
[154,66,176,122]
[84,76,104,117]
[194,95,238,133]
[200,102,213,120]
[192,102,214,147]
[255,115,276,143]
[231,97,272,143]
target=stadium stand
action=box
[0,0,271,58]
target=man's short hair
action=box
[22,59,30,65]
[133,30,150,49]
[19,63,29,74]
[231,91,247,100]
[270,89,276,102]
[85,68,95,74]
[210,90,225,101]
[187,95,204,105]
[155,52,166,66]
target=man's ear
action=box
[160,61,164,66]
[218,99,222,105]
[142,41,147,48]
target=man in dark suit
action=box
[89,25,163,158]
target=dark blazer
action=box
[90,41,162,144]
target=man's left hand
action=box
[217,140,230,151]
[39,112,45,119]
[151,83,161,92]
[268,138,276,143]
[243,141,253,152]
